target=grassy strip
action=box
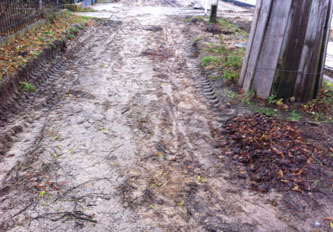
[0,11,92,80]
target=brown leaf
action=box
[34,184,46,191]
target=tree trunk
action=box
[239,0,333,101]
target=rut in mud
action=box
[0,1,332,231]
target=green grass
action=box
[30,51,40,56]
[288,111,302,121]
[255,107,279,117]
[217,18,248,36]
[185,16,205,23]
[202,56,221,67]
[210,75,223,80]
[205,43,227,55]
[70,26,79,34]
[224,55,242,68]
[194,37,201,42]
[202,35,246,84]
[19,82,36,92]
[44,31,53,36]
[222,69,238,82]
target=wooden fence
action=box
[239,0,333,101]
[0,0,64,37]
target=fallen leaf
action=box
[34,185,46,191]
[39,191,46,198]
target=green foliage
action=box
[70,26,79,34]
[202,35,245,83]
[268,95,277,104]
[229,91,239,98]
[255,107,279,117]
[201,56,221,67]
[210,75,223,80]
[44,30,53,36]
[223,55,242,68]
[217,19,248,36]
[185,16,205,23]
[194,37,201,42]
[205,43,226,55]
[323,79,333,91]
[81,16,93,20]
[300,81,333,121]
[30,51,40,56]
[69,34,76,39]
[222,69,238,82]
[288,111,302,121]
[19,82,36,92]
[242,90,256,105]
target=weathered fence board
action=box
[240,0,333,101]
[271,0,313,99]
[253,0,292,99]
[241,0,272,92]
[318,0,333,93]
[239,0,262,86]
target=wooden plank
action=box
[238,0,262,86]
[315,0,333,97]
[241,0,272,92]
[252,0,292,99]
[271,0,313,99]
[294,1,330,101]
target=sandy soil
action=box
[0,1,332,231]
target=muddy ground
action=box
[0,1,332,231]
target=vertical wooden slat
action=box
[239,0,262,86]
[241,0,273,92]
[252,0,292,99]
[271,0,313,99]
[315,0,333,97]
[294,1,330,101]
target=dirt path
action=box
[0,1,330,231]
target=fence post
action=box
[209,0,218,23]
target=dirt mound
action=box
[214,113,333,193]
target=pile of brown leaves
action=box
[215,113,332,193]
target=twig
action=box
[55,177,110,201]
[10,201,35,219]
[108,144,123,156]
[33,211,97,223]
